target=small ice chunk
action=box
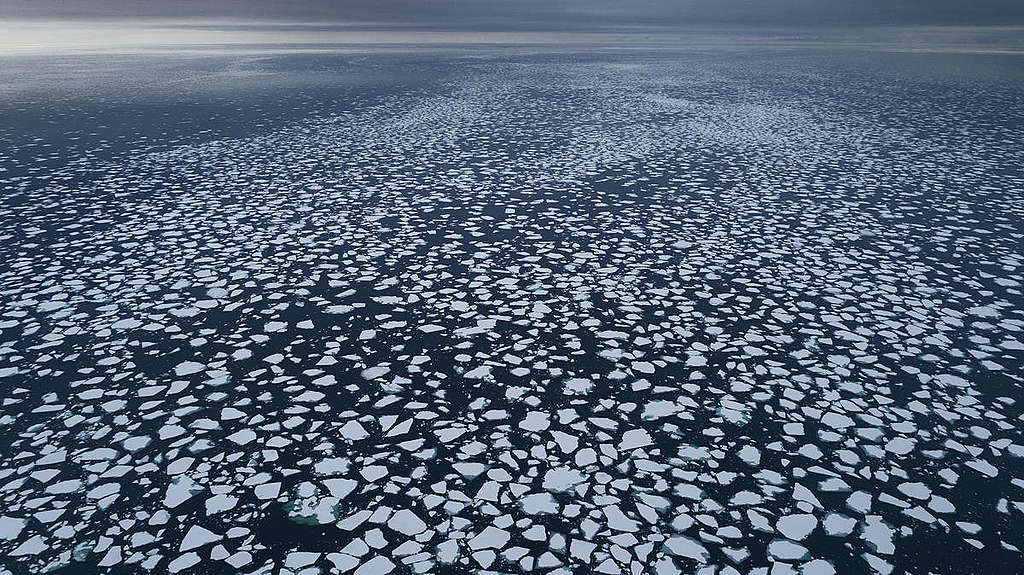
[520,411,550,432]
[861,517,895,555]
[768,539,809,560]
[0,516,28,540]
[543,467,586,493]
[801,559,837,575]
[111,318,142,330]
[620,429,653,451]
[323,478,358,499]
[174,361,205,376]
[388,509,427,535]
[823,513,856,536]
[464,366,492,379]
[169,552,200,573]
[603,505,639,532]
[11,534,46,556]
[777,514,817,541]
[354,556,396,575]
[179,525,222,551]
[341,420,370,441]
[468,526,511,550]
[663,535,709,562]
[738,445,761,466]
[521,493,559,514]
[361,366,390,380]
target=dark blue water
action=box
[0,48,1022,575]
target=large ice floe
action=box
[0,50,1022,574]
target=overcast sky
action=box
[3,0,1024,29]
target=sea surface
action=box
[0,46,1022,575]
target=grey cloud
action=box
[3,0,1024,28]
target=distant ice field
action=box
[0,48,1022,575]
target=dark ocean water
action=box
[0,47,1022,575]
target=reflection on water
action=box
[1,21,1023,55]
